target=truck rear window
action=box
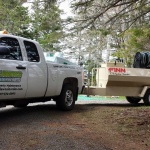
[24,41,40,62]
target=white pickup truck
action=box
[0,32,84,111]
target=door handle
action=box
[16,65,26,70]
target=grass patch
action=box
[78,95,126,100]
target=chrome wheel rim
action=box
[65,90,73,106]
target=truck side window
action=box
[0,37,23,60]
[24,41,40,62]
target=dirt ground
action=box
[0,99,149,150]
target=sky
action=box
[23,0,73,19]
[59,0,73,19]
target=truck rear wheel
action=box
[143,89,150,106]
[56,84,76,111]
[126,96,141,104]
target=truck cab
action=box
[0,31,84,111]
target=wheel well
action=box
[63,78,78,100]
[63,77,78,88]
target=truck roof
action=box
[0,32,39,44]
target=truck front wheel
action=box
[56,84,76,111]
[143,89,150,106]
[126,96,141,104]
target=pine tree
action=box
[30,0,64,51]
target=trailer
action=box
[83,62,150,105]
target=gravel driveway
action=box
[0,99,117,150]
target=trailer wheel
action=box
[126,96,141,104]
[143,89,150,106]
[56,84,76,111]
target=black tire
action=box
[143,89,150,106]
[13,103,28,108]
[56,84,76,111]
[126,96,141,104]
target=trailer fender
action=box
[138,86,150,97]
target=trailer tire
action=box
[56,84,76,111]
[126,96,141,104]
[143,89,150,106]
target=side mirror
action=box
[0,46,10,55]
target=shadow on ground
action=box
[0,102,145,121]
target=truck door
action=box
[23,40,47,98]
[0,36,27,99]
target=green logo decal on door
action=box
[0,70,22,82]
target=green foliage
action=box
[84,59,96,71]
[0,0,64,51]
[0,0,31,37]
[99,29,111,36]
[83,59,96,86]
[113,27,150,67]
[126,27,150,51]
[31,0,63,51]
[70,0,150,67]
